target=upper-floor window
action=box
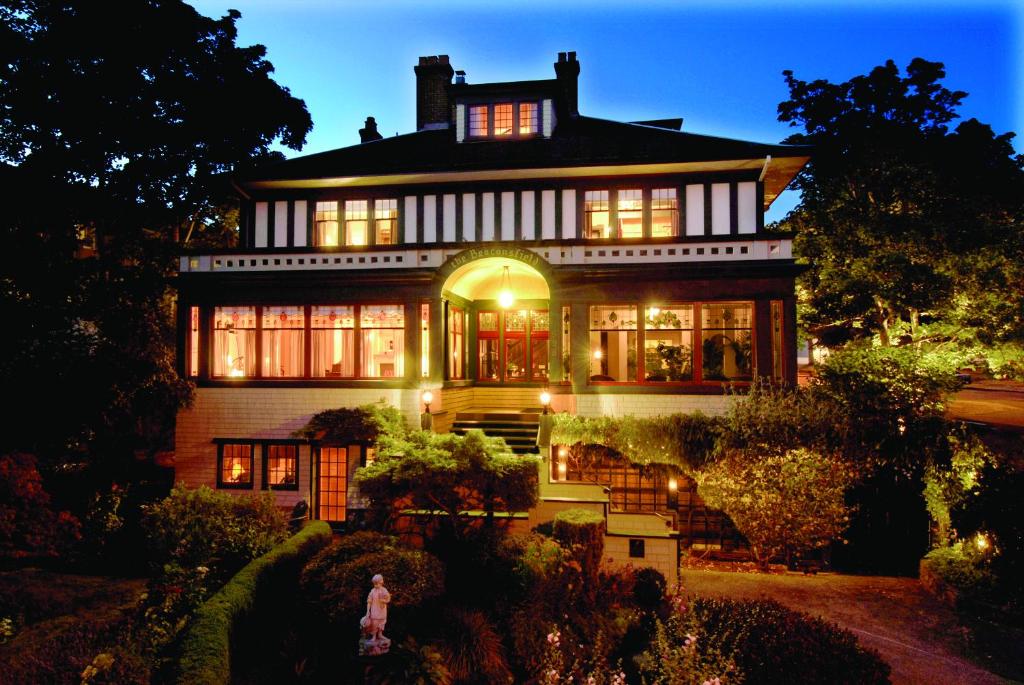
[584,191,610,239]
[469,105,489,137]
[494,103,513,136]
[213,306,258,377]
[519,102,538,135]
[374,199,398,244]
[315,201,339,246]
[261,306,305,378]
[618,189,643,238]
[344,200,369,246]
[652,188,679,237]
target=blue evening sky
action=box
[189,0,1021,222]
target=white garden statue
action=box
[358,573,392,656]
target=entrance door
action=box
[317,445,355,522]
[476,308,549,383]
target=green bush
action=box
[299,544,445,628]
[174,521,332,685]
[922,544,995,599]
[142,484,287,582]
[553,508,605,580]
[689,597,891,685]
[293,402,407,444]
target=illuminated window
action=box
[374,198,398,244]
[589,305,637,382]
[584,191,610,239]
[494,103,513,136]
[701,303,753,381]
[617,189,643,238]
[218,443,253,489]
[469,105,488,137]
[317,446,349,522]
[188,306,200,377]
[644,305,694,382]
[213,306,257,378]
[263,444,298,490]
[261,306,305,377]
[344,200,368,246]
[421,304,430,378]
[561,305,571,382]
[519,102,538,135]
[651,188,679,237]
[311,306,355,377]
[530,310,549,381]
[448,305,464,380]
[478,311,499,381]
[315,201,339,246]
[360,305,405,377]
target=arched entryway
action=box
[437,250,552,385]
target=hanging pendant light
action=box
[498,265,515,309]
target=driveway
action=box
[680,568,1018,685]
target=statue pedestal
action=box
[359,635,392,656]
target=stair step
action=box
[455,412,541,423]
[452,424,538,434]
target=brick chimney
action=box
[554,51,580,119]
[359,116,383,143]
[414,55,454,130]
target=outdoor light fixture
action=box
[556,446,568,481]
[668,478,678,492]
[421,389,433,413]
[593,349,603,360]
[649,306,661,317]
[498,265,515,309]
[540,390,552,414]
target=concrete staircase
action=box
[451,410,541,455]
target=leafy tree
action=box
[356,430,539,540]
[0,1,312,463]
[697,448,855,569]
[777,58,1024,354]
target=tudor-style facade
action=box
[175,53,809,580]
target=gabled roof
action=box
[236,116,810,208]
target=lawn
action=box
[681,567,1018,685]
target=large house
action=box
[175,53,809,582]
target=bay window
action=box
[644,305,694,382]
[213,307,257,378]
[311,306,355,377]
[261,306,305,377]
[360,305,404,378]
[701,303,753,381]
[589,305,637,382]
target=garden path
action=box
[680,568,1017,685]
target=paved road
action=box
[947,381,1024,432]
[681,569,1018,685]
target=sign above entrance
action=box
[437,246,551,283]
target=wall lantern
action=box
[421,389,434,413]
[540,390,552,414]
[498,265,515,309]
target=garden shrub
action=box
[436,607,513,685]
[142,484,287,582]
[633,567,667,611]
[921,543,995,602]
[0,452,81,560]
[300,545,445,628]
[174,521,332,685]
[697,448,855,569]
[293,402,407,444]
[553,508,605,568]
[688,597,891,685]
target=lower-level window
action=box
[217,442,254,489]
[589,305,637,382]
[263,444,299,490]
[553,445,670,512]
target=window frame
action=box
[216,441,256,490]
[586,301,756,386]
[262,441,301,491]
[465,100,542,140]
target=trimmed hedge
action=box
[553,508,605,586]
[174,521,332,685]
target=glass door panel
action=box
[317,446,348,522]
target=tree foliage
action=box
[697,448,855,568]
[356,430,539,540]
[777,58,1024,352]
[293,403,408,445]
[0,1,312,462]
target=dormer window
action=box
[469,105,488,137]
[519,102,538,135]
[462,100,544,140]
